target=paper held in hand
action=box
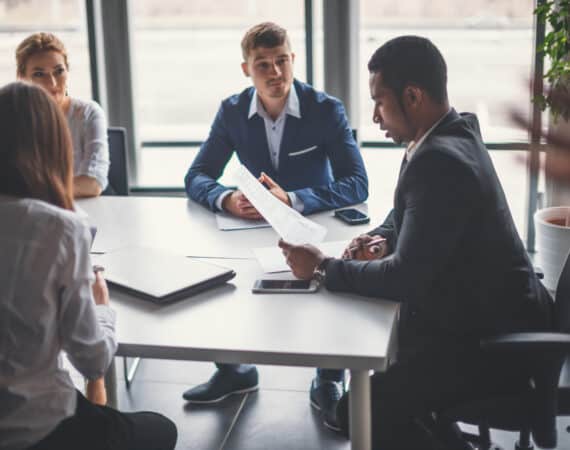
[233,165,327,245]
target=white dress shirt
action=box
[0,196,117,450]
[216,87,304,212]
[66,97,110,190]
[405,108,452,161]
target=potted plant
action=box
[534,0,570,291]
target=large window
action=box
[359,0,534,142]
[358,0,539,240]
[0,0,91,99]
[131,0,306,142]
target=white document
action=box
[233,165,327,245]
[254,240,349,273]
[215,212,271,231]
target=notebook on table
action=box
[94,246,236,304]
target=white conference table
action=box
[79,195,382,258]
[78,196,399,450]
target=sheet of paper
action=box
[233,165,327,245]
[254,240,349,273]
[215,212,270,231]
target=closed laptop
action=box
[94,246,236,303]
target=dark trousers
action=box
[336,343,530,450]
[216,362,345,383]
[28,390,177,450]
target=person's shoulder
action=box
[69,97,105,122]
[295,80,340,104]
[3,197,88,240]
[294,80,344,114]
[221,86,255,111]
[40,200,88,234]
[413,115,485,183]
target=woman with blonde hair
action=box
[16,32,109,198]
[0,82,176,450]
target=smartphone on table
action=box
[334,208,370,225]
[252,279,319,293]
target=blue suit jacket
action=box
[184,80,368,215]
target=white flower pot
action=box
[534,206,570,292]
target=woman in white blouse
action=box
[16,32,109,198]
[0,82,176,450]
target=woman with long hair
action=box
[16,32,109,198]
[0,82,176,450]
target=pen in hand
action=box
[348,237,386,252]
[86,264,108,405]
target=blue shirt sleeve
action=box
[184,101,236,211]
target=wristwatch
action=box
[313,257,333,283]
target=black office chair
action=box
[101,127,139,388]
[103,127,130,196]
[438,254,570,450]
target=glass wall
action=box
[0,0,91,99]
[359,0,535,142]
[358,0,537,239]
[131,0,306,142]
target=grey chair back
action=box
[103,127,129,196]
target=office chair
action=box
[103,127,130,196]
[437,253,570,450]
[102,127,139,388]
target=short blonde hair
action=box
[16,32,69,78]
[240,22,291,61]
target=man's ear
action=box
[241,62,250,78]
[404,85,423,108]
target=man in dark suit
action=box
[182,22,368,430]
[279,36,553,449]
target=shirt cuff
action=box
[215,189,235,211]
[288,192,304,213]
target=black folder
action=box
[94,246,236,303]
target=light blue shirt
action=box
[216,87,304,212]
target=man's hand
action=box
[222,190,263,220]
[278,239,326,280]
[259,172,291,206]
[92,268,109,306]
[342,234,388,260]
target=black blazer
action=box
[324,109,552,357]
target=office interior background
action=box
[3,1,566,449]
[0,0,541,244]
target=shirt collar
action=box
[406,108,452,161]
[248,84,301,121]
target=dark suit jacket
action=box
[324,109,552,358]
[184,80,368,215]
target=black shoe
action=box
[309,377,343,431]
[182,367,259,404]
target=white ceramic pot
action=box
[534,206,570,291]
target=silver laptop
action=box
[94,246,236,304]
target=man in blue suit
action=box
[183,22,368,430]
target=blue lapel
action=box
[278,81,304,173]
[246,114,274,178]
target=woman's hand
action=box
[92,267,109,306]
